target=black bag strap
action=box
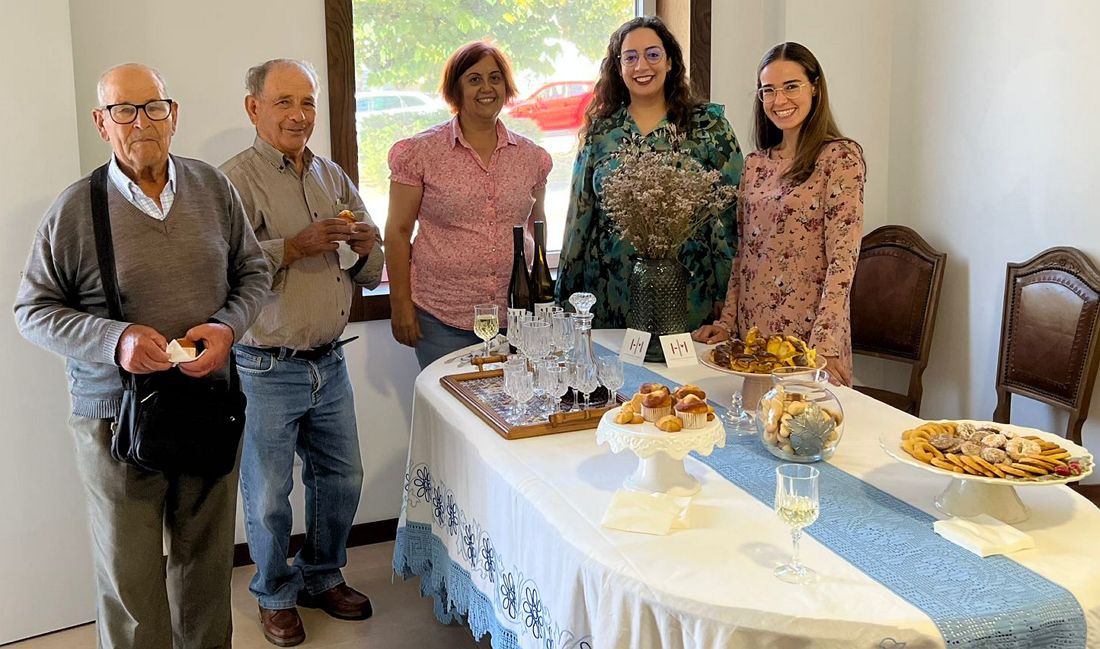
[88,165,239,391]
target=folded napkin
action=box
[600,490,692,535]
[165,339,204,365]
[336,242,359,270]
[933,514,1035,557]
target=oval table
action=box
[393,330,1100,649]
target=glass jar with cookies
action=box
[756,378,844,463]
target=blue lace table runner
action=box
[601,343,1086,648]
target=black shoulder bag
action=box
[90,164,246,477]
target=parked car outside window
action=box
[507,81,595,132]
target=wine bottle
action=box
[508,225,533,314]
[530,220,555,319]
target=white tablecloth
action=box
[395,330,1100,649]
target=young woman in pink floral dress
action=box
[692,42,865,386]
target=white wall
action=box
[0,1,97,642]
[884,0,1100,455]
[713,0,1100,474]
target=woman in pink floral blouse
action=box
[386,42,552,369]
[693,42,865,386]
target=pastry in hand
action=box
[337,209,357,225]
[656,415,683,433]
[674,394,709,429]
[641,391,673,422]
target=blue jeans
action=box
[415,308,482,369]
[234,344,364,609]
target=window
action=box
[324,0,713,321]
[347,0,637,258]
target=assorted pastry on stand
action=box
[900,421,1089,480]
[613,383,717,433]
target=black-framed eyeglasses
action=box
[757,82,808,103]
[620,46,665,68]
[99,99,174,125]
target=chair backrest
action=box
[993,247,1100,445]
[850,225,947,415]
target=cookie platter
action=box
[880,420,1093,523]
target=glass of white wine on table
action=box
[774,464,820,584]
[473,304,499,360]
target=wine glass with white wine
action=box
[473,304,499,359]
[774,464,820,584]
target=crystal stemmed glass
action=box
[473,304,499,359]
[544,363,569,413]
[724,389,757,437]
[572,360,600,411]
[551,312,575,360]
[502,354,527,417]
[774,464,820,584]
[510,370,535,424]
[597,356,624,403]
[525,320,551,363]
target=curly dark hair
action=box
[583,16,698,137]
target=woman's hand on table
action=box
[822,355,850,386]
[390,299,421,347]
[691,324,730,344]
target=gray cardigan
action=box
[13,155,271,418]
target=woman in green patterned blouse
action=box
[554,16,743,330]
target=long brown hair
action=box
[752,42,862,184]
[583,16,697,136]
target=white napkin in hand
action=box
[933,514,1034,557]
[165,339,205,365]
[336,241,359,270]
[600,490,692,535]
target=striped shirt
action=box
[220,136,384,350]
[107,155,176,220]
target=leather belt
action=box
[255,336,358,361]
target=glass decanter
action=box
[568,292,600,409]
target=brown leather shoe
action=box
[297,583,374,620]
[258,606,305,647]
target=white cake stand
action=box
[596,409,725,496]
[880,420,1094,523]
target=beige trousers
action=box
[68,415,239,649]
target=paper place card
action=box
[619,328,651,366]
[660,333,699,368]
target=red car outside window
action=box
[507,81,595,132]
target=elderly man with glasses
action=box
[13,63,270,649]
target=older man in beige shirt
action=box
[221,58,383,647]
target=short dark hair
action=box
[439,41,518,114]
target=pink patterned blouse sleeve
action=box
[388,138,422,187]
[808,142,865,359]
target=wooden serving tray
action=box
[440,368,622,440]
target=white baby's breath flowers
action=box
[600,126,737,259]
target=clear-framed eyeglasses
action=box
[757,82,809,103]
[620,46,665,69]
[100,99,174,125]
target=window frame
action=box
[323,0,711,322]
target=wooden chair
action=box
[850,225,947,416]
[992,247,1100,505]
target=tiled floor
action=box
[9,542,490,648]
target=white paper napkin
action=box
[336,241,359,270]
[165,339,205,365]
[600,490,692,535]
[933,514,1035,557]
